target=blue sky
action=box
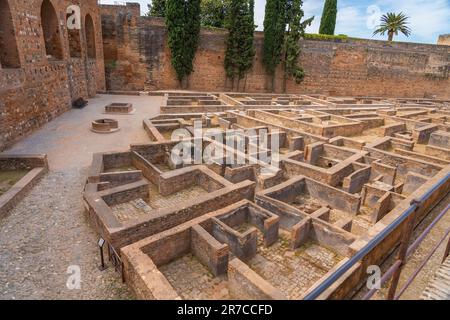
[99,0,450,44]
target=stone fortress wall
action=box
[100,3,450,98]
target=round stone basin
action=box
[91,119,120,134]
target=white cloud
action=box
[374,0,450,41]
[335,6,367,36]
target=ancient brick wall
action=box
[101,4,450,99]
[0,0,106,151]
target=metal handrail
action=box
[303,172,450,300]
[395,228,450,300]
[362,203,450,300]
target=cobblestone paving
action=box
[0,169,133,300]
[149,183,209,210]
[111,199,154,222]
[291,195,323,214]
[153,163,171,172]
[248,233,343,300]
[111,184,210,222]
[159,254,230,300]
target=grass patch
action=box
[0,170,29,196]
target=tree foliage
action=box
[263,0,313,91]
[146,0,166,17]
[373,12,411,41]
[201,0,229,28]
[224,0,255,90]
[166,0,201,86]
[319,0,337,35]
[263,0,287,82]
[284,0,313,87]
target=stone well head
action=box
[91,119,120,134]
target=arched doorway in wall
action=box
[85,14,96,59]
[0,0,21,68]
[40,0,63,60]
[67,7,82,58]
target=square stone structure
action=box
[105,103,134,114]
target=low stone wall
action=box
[0,154,49,218]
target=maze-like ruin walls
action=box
[83,93,450,300]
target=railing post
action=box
[443,235,450,263]
[387,208,416,300]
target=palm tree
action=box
[373,12,412,41]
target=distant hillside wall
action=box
[100,4,450,98]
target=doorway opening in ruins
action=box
[0,0,21,68]
[85,14,96,59]
[67,13,82,58]
[41,0,63,61]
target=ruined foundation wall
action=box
[0,0,106,151]
[101,5,450,98]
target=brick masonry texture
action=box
[0,0,106,151]
[100,4,450,98]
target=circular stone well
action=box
[91,119,120,134]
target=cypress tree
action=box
[224,0,239,83]
[262,0,287,92]
[224,0,255,91]
[319,0,337,35]
[185,0,201,80]
[237,0,255,87]
[283,0,313,91]
[166,0,201,87]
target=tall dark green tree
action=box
[263,0,312,92]
[263,0,287,91]
[224,0,255,91]
[147,0,166,17]
[283,0,313,92]
[237,0,255,83]
[185,0,202,80]
[166,0,201,87]
[224,0,239,81]
[319,0,337,35]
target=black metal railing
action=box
[303,172,450,300]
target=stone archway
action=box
[85,14,96,59]
[40,0,63,60]
[0,0,20,68]
[67,7,82,58]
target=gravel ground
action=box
[0,168,133,300]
